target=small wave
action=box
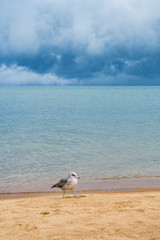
[95,175,160,180]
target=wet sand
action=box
[1,191,160,240]
[1,176,160,196]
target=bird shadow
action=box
[64,195,86,199]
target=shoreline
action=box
[1,176,160,198]
[1,187,160,199]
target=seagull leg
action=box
[72,191,79,198]
[63,190,65,199]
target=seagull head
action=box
[69,172,80,179]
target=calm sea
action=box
[0,86,160,196]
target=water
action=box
[0,86,160,196]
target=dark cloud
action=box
[0,0,160,85]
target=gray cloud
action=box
[0,64,77,85]
[0,0,160,85]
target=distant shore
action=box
[1,190,160,240]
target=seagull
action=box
[51,172,80,198]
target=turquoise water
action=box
[0,86,160,195]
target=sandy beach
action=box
[0,191,160,240]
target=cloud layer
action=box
[0,0,160,85]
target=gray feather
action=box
[51,178,67,189]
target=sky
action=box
[0,0,160,86]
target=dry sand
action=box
[0,191,160,240]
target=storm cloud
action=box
[0,0,160,85]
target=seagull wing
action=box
[62,178,72,189]
[52,178,68,188]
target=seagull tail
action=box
[51,184,56,188]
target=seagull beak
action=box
[78,176,80,179]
